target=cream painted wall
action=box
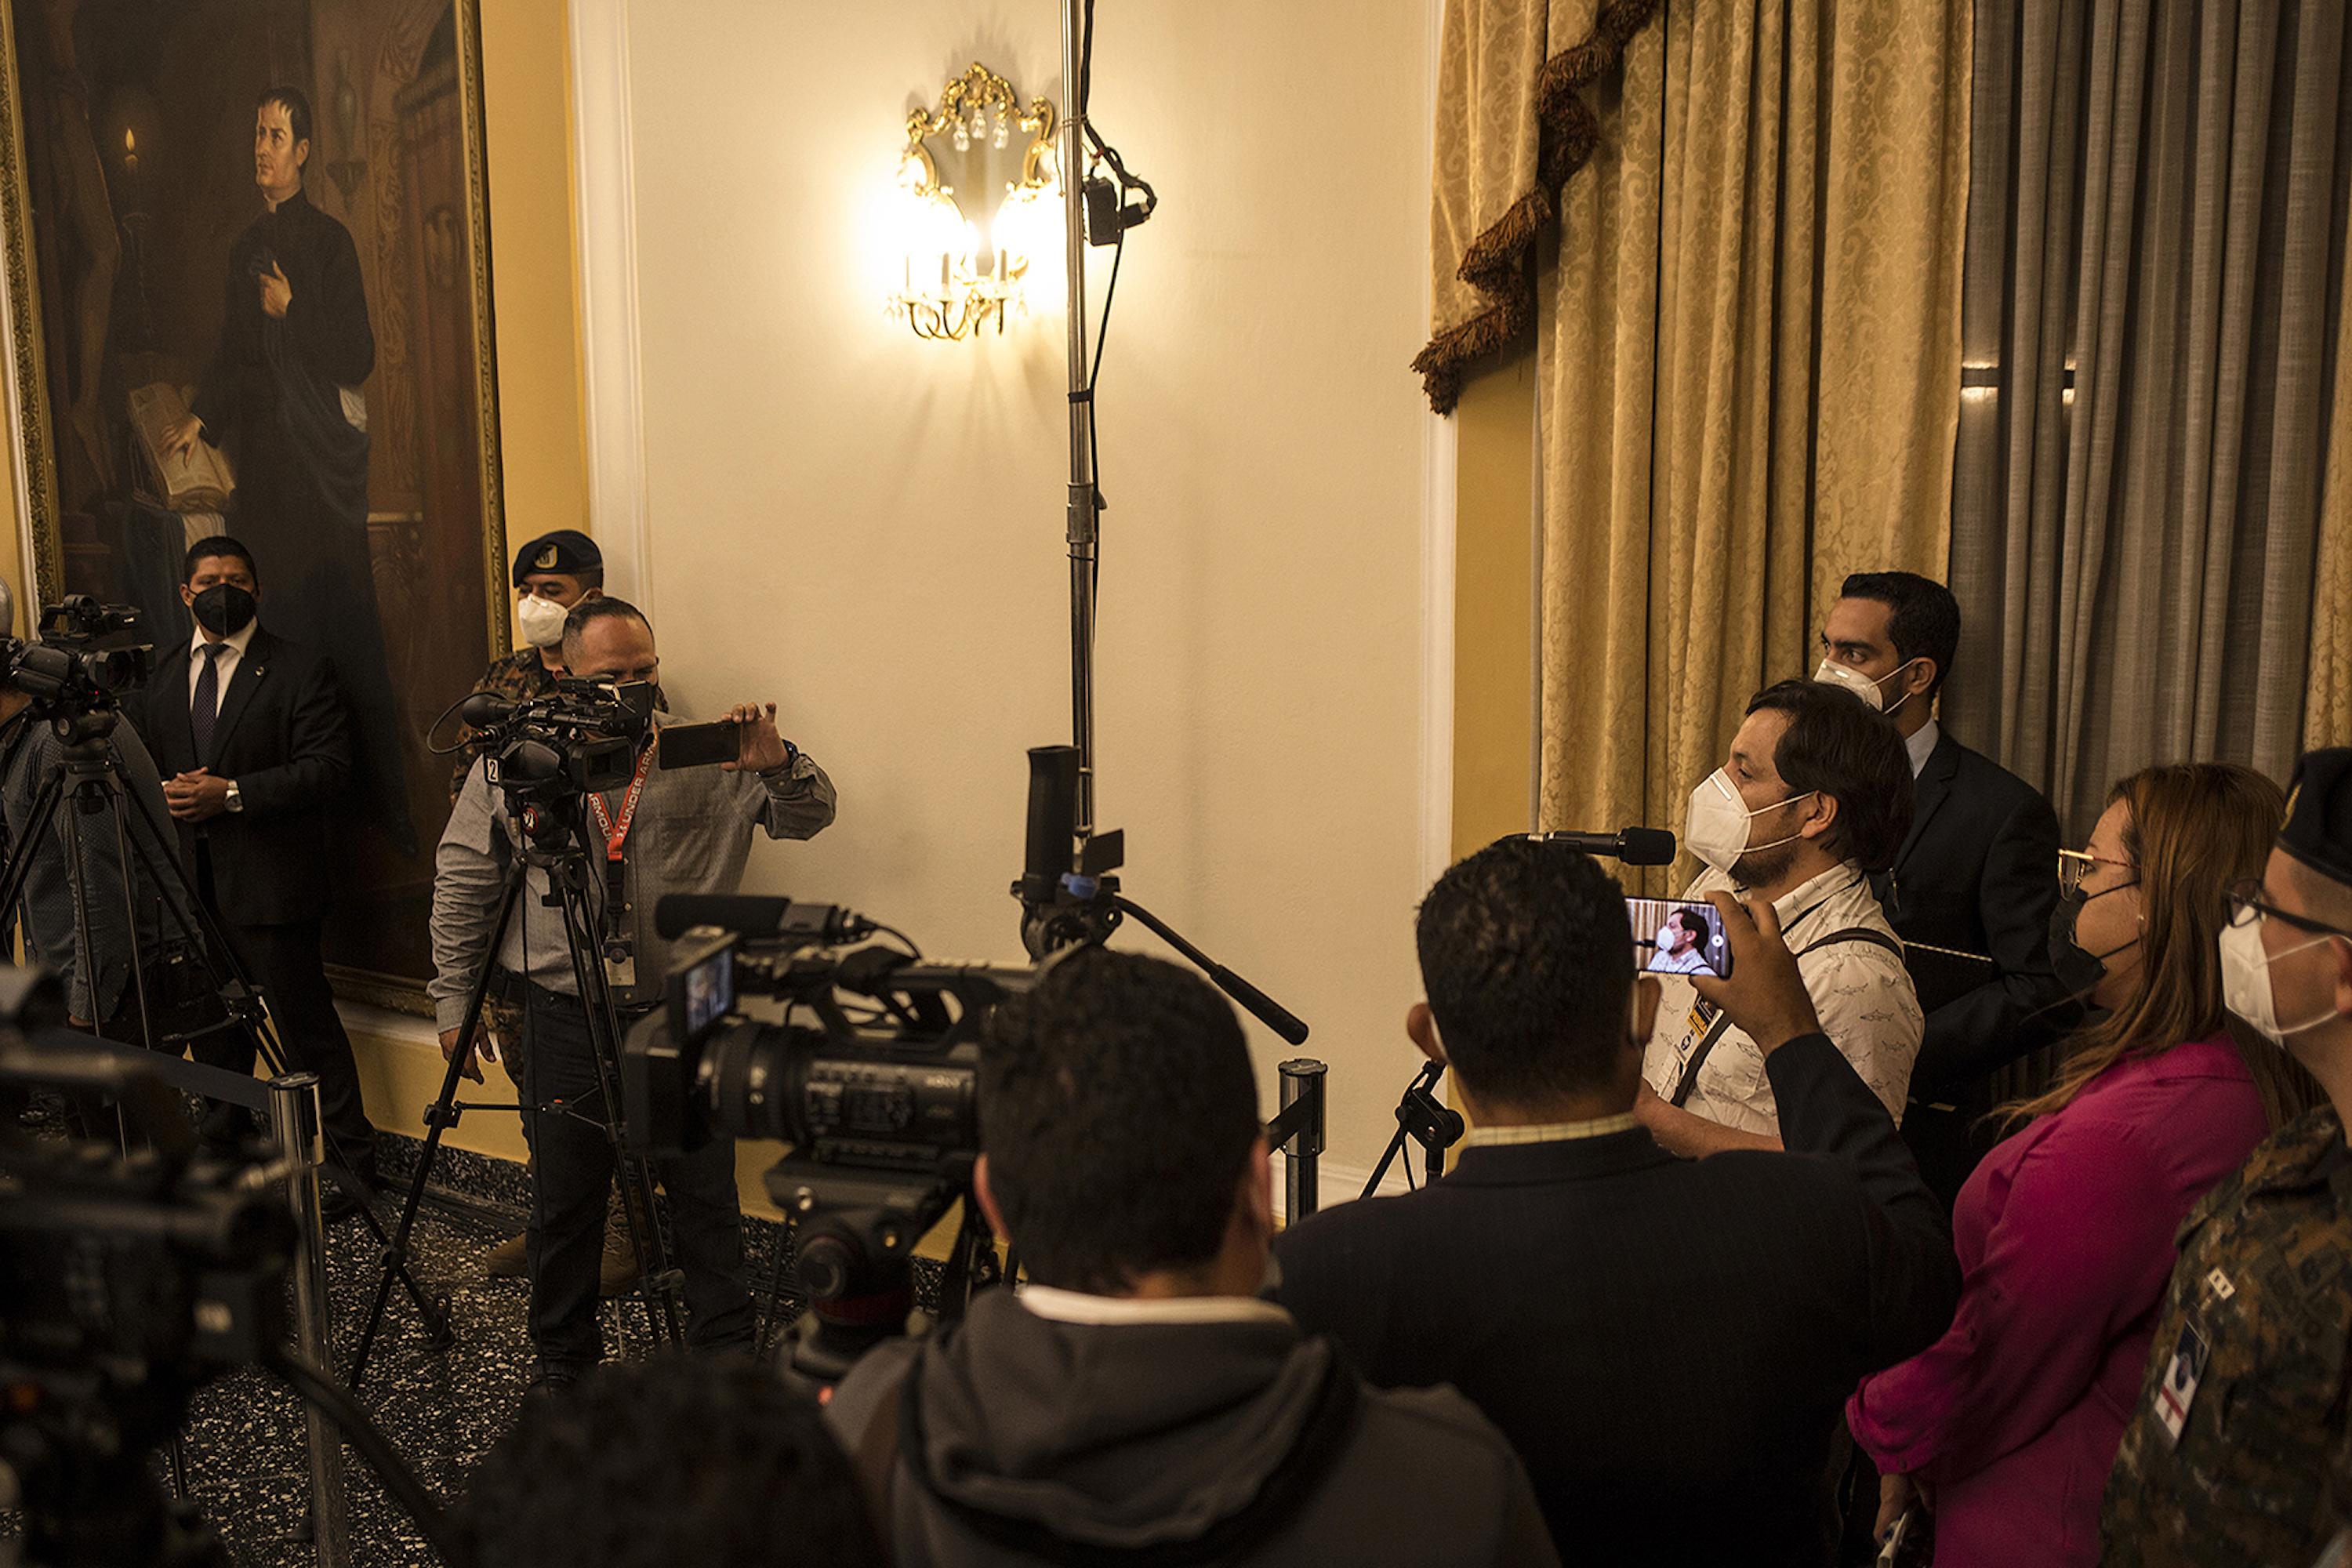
[616,2,1439,1184]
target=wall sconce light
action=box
[886,63,1059,342]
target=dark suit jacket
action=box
[141,626,354,926]
[1889,731,2068,1097]
[1272,1037,1960,1568]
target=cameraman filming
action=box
[429,597,836,1387]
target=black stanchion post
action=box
[268,1071,348,1568]
[1276,1058,1326,1223]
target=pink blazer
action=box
[1846,1033,2269,1566]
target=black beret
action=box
[2279,747,2352,891]
[511,528,601,586]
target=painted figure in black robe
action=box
[165,85,412,851]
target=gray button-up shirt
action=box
[429,709,837,1032]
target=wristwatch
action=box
[224,780,244,814]
[759,739,803,784]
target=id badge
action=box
[2154,1319,2209,1446]
[603,936,637,992]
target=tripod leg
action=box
[0,768,67,925]
[545,853,682,1347]
[344,857,531,1390]
[755,1215,797,1360]
[102,791,160,1054]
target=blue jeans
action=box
[520,983,753,1367]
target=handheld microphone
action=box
[1525,827,1679,866]
[653,895,874,946]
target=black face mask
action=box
[191,583,256,637]
[2049,884,2139,998]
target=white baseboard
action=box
[1276,1155,1412,1224]
[339,1001,442,1047]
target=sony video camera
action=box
[458,677,657,804]
[4,598,156,740]
[620,896,1032,1381]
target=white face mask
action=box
[1683,768,1816,875]
[1812,656,1923,717]
[516,593,569,649]
[2218,913,2339,1048]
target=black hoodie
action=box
[826,1289,1559,1566]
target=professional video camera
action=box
[1,1070,290,1566]
[2,597,155,739]
[621,896,1032,1385]
[455,676,656,803]
[0,978,448,1566]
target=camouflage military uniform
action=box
[2103,1104,2352,1565]
[449,646,560,800]
[451,645,558,1076]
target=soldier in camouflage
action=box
[2103,746,2352,1566]
[456,529,613,1284]
[450,528,604,800]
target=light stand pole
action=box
[1058,0,1099,843]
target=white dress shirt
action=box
[1640,861,1923,1137]
[1016,1284,1294,1329]
[1905,717,1940,779]
[187,620,259,717]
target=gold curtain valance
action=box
[1414,0,1661,415]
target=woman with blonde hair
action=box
[1846,762,2318,1565]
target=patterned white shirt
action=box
[1640,861,1922,1138]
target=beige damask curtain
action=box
[1418,0,1661,413]
[2314,227,2352,746]
[1522,1,1973,866]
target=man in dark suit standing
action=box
[143,535,373,1194]
[1272,840,1959,1566]
[1815,572,2070,1203]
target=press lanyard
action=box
[584,743,655,941]
[584,743,655,863]
[1666,871,1869,1105]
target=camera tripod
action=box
[346,785,684,1390]
[0,706,441,1319]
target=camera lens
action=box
[694,1022,979,1159]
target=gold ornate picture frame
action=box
[0,0,511,1012]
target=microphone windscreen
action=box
[1617,827,1679,866]
[459,690,511,729]
[1023,746,1081,902]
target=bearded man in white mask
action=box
[1635,680,1924,1155]
[1817,571,2068,1207]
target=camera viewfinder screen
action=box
[1627,898,1731,979]
[681,944,734,1040]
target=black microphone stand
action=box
[1010,11,1309,1054]
[1359,1060,1465,1200]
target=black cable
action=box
[868,921,924,961]
[262,1347,456,1559]
[1078,0,1095,116]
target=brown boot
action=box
[599,1226,643,1298]
[484,1231,528,1278]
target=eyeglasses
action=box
[2059,848,2136,897]
[2224,879,2352,941]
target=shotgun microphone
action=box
[1523,827,1679,866]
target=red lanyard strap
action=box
[585,744,655,863]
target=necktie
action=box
[191,642,227,767]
